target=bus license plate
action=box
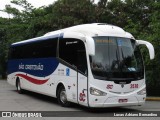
[118,99,128,103]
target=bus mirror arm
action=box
[136,40,155,60]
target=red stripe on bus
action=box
[15,74,49,85]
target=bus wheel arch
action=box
[56,83,70,107]
[16,77,23,94]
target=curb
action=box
[146,97,160,101]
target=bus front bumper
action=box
[89,95,146,108]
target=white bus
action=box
[7,23,154,108]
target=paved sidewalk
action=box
[146,97,160,101]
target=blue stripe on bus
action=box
[7,58,59,77]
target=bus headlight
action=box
[137,88,146,95]
[90,87,107,96]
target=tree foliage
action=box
[0,0,160,92]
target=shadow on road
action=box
[11,89,139,114]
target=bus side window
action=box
[77,41,87,75]
[59,38,87,75]
[33,38,57,58]
[14,38,58,59]
[59,38,78,67]
[77,50,87,75]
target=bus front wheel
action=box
[57,86,70,107]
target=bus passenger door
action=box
[77,49,88,106]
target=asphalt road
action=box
[0,80,160,120]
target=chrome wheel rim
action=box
[60,90,67,103]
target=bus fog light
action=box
[90,87,107,96]
[137,88,146,95]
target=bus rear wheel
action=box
[57,86,70,107]
[16,79,23,94]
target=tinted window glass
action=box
[9,38,58,59]
[59,38,87,74]
[90,36,144,80]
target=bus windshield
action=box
[90,36,144,81]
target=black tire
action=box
[57,86,70,107]
[16,79,23,94]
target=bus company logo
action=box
[121,84,124,88]
[119,82,126,88]
[106,84,113,89]
[79,91,86,102]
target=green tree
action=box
[0,0,160,95]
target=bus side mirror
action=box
[86,36,95,56]
[136,40,155,60]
